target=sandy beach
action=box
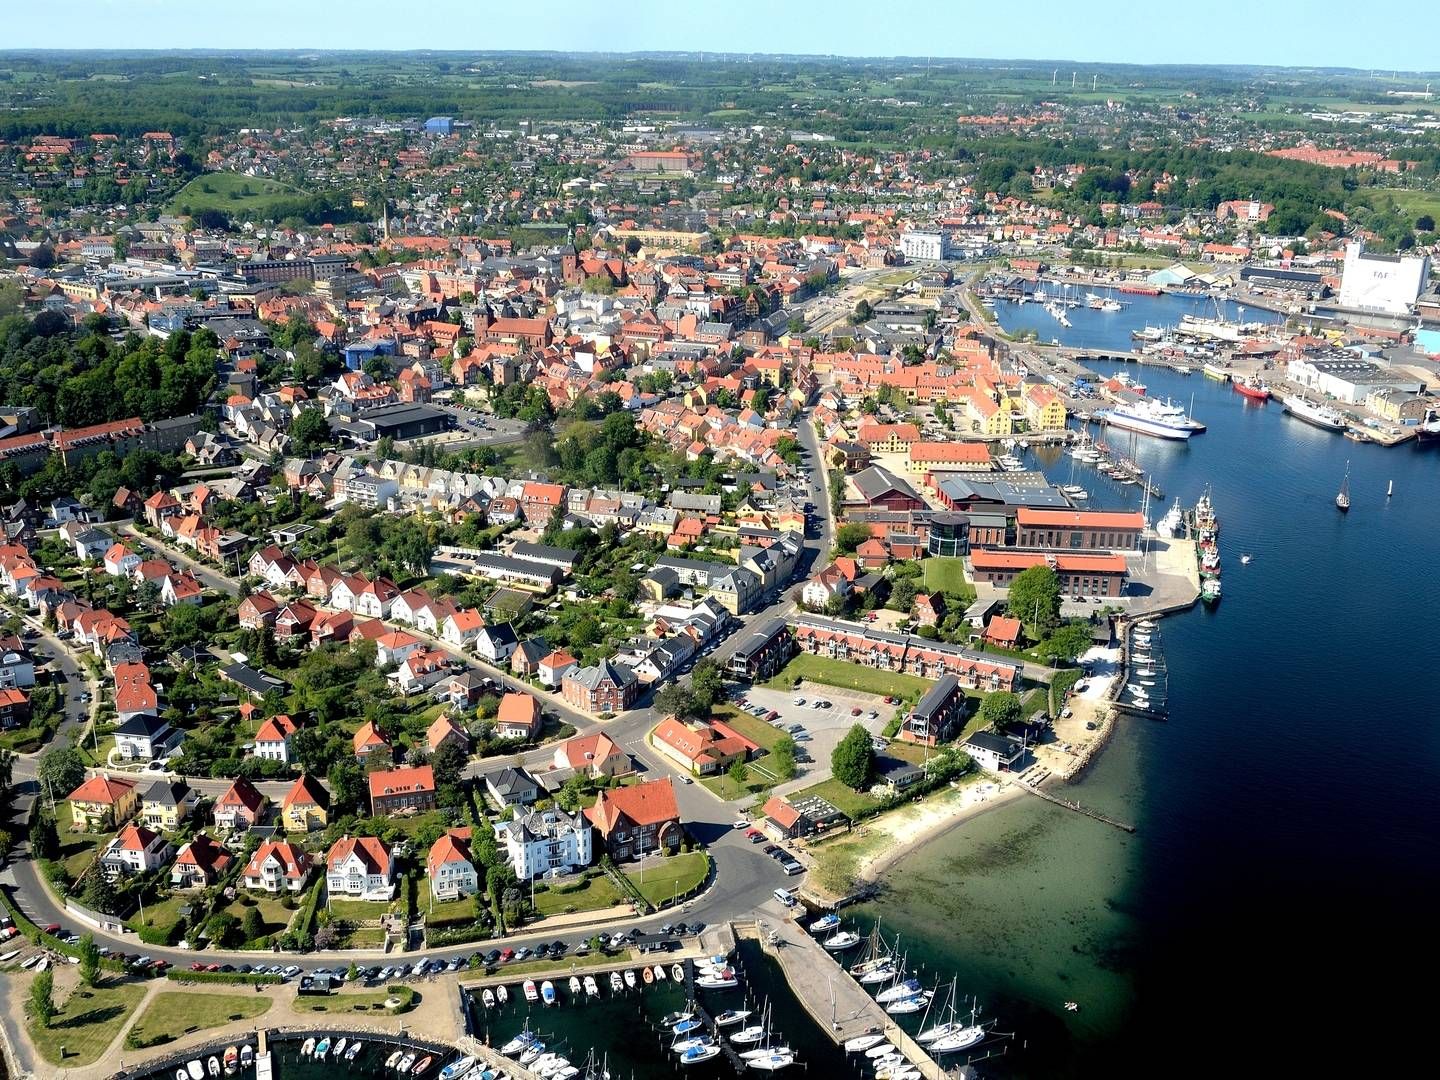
[855,778,1027,882]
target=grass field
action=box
[298,986,417,1015]
[764,654,932,700]
[325,897,397,923]
[27,979,147,1066]
[222,895,295,940]
[532,874,625,918]
[791,777,883,820]
[128,991,272,1047]
[167,171,303,217]
[1374,188,1440,224]
[921,557,977,602]
[627,851,710,907]
[711,706,787,751]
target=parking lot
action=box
[733,683,897,791]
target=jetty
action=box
[1018,782,1136,833]
[738,921,949,1080]
[679,967,749,1075]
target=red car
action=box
[43,923,61,935]
[190,961,207,971]
[746,829,765,842]
[883,696,897,704]
[206,963,221,972]
[766,710,780,721]
[851,707,862,716]
[499,948,515,962]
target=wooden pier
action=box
[1019,781,1136,833]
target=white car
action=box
[792,697,806,707]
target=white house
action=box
[374,629,423,668]
[253,714,298,764]
[325,835,395,900]
[426,829,479,901]
[494,807,593,881]
[242,839,312,894]
[103,543,143,579]
[100,823,174,878]
[442,609,486,649]
[475,623,519,664]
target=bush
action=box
[165,969,283,986]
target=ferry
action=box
[1232,375,1271,401]
[1097,398,1197,440]
[1280,393,1346,432]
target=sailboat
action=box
[1336,461,1351,512]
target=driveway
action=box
[737,684,893,792]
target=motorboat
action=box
[314,1041,331,1063]
[822,929,862,951]
[730,1025,767,1045]
[809,913,841,934]
[346,1042,363,1063]
[440,1058,476,1080]
[623,969,637,990]
[412,1056,434,1077]
[497,984,508,1004]
[679,1044,721,1065]
[523,979,538,1002]
[541,980,556,1006]
[240,1046,254,1070]
[397,1054,417,1074]
[608,971,623,993]
[481,987,495,1008]
[529,1055,562,1077]
[695,968,739,989]
[715,1008,751,1027]
[642,966,654,985]
[569,976,582,996]
[208,1058,222,1078]
[843,1033,888,1053]
[333,1039,347,1060]
[671,964,686,981]
[653,964,667,981]
[584,975,599,998]
[386,1051,405,1069]
[176,1071,189,1080]
[224,1046,239,1075]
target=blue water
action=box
[849,364,1440,1076]
[990,289,1283,353]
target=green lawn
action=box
[324,897,397,923]
[790,778,883,821]
[425,896,480,928]
[224,895,295,939]
[532,874,625,917]
[27,978,147,1066]
[128,892,191,936]
[167,171,304,218]
[922,557,977,603]
[57,804,111,881]
[713,707,786,751]
[764,653,932,700]
[128,991,272,1047]
[698,771,775,804]
[626,851,710,907]
[1375,188,1440,224]
[502,950,624,979]
[298,986,417,1014]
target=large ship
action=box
[1098,397,1198,440]
[1232,375,1272,401]
[1195,489,1222,604]
[1280,393,1347,432]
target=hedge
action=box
[165,969,283,986]
[426,923,495,948]
[0,886,127,973]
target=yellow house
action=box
[67,774,139,832]
[139,779,198,832]
[1024,385,1068,431]
[967,393,1014,436]
[280,775,330,833]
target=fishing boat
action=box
[439,1059,475,1080]
[496,984,508,1004]
[541,980,556,1006]
[822,928,862,951]
[715,1008,751,1027]
[1233,375,1271,401]
[411,1056,434,1077]
[608,971,623,993]
[843,1033,888,1053]
[671,964,686,981]
[1336,461,1351,512]
[224,1046,239,1075]
[189,1060,207,1080]
[386,1051,404,1069]
[680,1044,721,1066]
[653,964,667,981]
[346,1042,363,1063]
[623,969,637,990]
[1201,577,1222,603]
[584,974,599,998]
[207,1057,221,1078]
[808,913,841,934]
[1281,393,1346,432]
[241,1046,254,1070]
[730,1026,767,1046]
[641,966,654,985]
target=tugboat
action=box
[1336,461,1351,513]
[1232,375,1271,401]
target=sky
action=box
[6,1,1440,74]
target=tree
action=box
[1036,622,1094,665]
[770,735,797,781]
[289,408,331,453]
[328,760,366,816]
[689,658,724,710]
[978,691,1023,732]
[38,746,87,800]
[888,577,918,613]
[78,931,101,987]
[28,968,55,1028]
[727,758,749,787]
[82,869,119,915]
[831,723,875,790]
[206,911,239,947]
[1417,214,1435,233]
[654,682,701,721]
[1007,564,1062,638]
[29,808,59,861]
[241,905,264,943]
[431,740,466,790]
[834,522,872,554]
[850,298,872,324]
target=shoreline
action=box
[854,778,1028,886]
